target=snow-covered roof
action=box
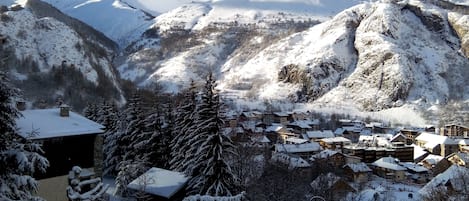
[285,137,308,144]
[306,130,334,139]
[400,162,428,173]
[390,133,408,142]
[411,144,428,161]
[420,165,469,196]
[16,109,104,140]
[265,124,284,132]
[420,154,444,165]
[310,149,340,161]
[275,142,321,153]
[271,153,311,169]
[448,152,469,164]
[273,112,289,117]
[288,121,312,129]
[371,157,406,171]
[320,137,352,144]
[127,167,188,199]
[343,162,372,173]
[415,132,458,145]
[458,139,469,145]
[310,172,342,190]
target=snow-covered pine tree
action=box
[0,71,49,201]
[186,73,238,196]
[170,80,198,172]
[142,103,165,167]
[83,102,98,121]
[100,101,120,176]
[121,93,147,162]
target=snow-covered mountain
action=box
[0,0,124,109]
[114,0,469,114]
[1,0,468,118]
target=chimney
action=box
[60,104,70,117]
[16,99,26,111]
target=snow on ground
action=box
[349,175,422,201]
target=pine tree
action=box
[101,102,120,176]
[83,102,98,121]
[0,72,49,200]
[121,93,148,162]
[186,73,238,196]
[170,81,198,172]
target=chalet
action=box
[400,162,429,183]
[412,144,429,163]
[415,132,459,157]
[16,106,104,201]
[306,130,335,142]
[265,124,298,143]
[319,137,351,151]
[275,142,321,158]
[458,139,469,153]
[127,167,188,201]
[440,124,469,138]
[287,120,317,135]
[342,163,372,183]
[273,112,290,125]
[419,154,444,171]
[239,111,263,122]
[310,150,346,168]
[365,122,387,133]
[371,156,407,181]
[310,173,356,201]
[447,152,469,167]
[335,126,362,143]
[358,134,393,147]
[399,128,423,143]
[271,152,311,170]
[419,165,469,198]
[390,133,412,145]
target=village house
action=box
[440,124,469,138]
[310,173,356,201]
[271,152,311,170]
[127,167,188,201]
[275,141,322,159]
[446,152,469,167]
[371,156,407,181]
[319,137,352,151]
[419,165,469,198]
[342,162,372,183]
[343,143,414,163]
[16,105,105,201]
[415,132,459,157]
[390,133,412,145]
[458,139,469,153]
[265,124,299,143]
[287,119,319,135]
[273,112,290,125]
[310,150,347,168]
[399,128,423,144]
[306,130,335,142]
[365,122,387,133]
[400,162,430,183]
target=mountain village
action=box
[0,0,468,201]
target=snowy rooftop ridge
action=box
[371,156,407,171]
[343,162,372,173]
[16,109,104,139]
[128,167,188,199]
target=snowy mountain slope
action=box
[0,2,124,109]
[42,0,155,47]
[119,0,469,113]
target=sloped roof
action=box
[128,167,188,199]
[275,142,321,153]
[310,149,340,161]
[272,153,311,169]
[16,109,104,139]
[285,137,308,144]
[320,137,352,144]
[416,132,458,145]
[400,162,428,173]
[307,130,334,139]
[343,162,372,173]
[371,156,406,171]
[420,165,469,196]
[421,154,444,165]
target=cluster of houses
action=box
[223,110,469,199]
[12,101,469,200]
